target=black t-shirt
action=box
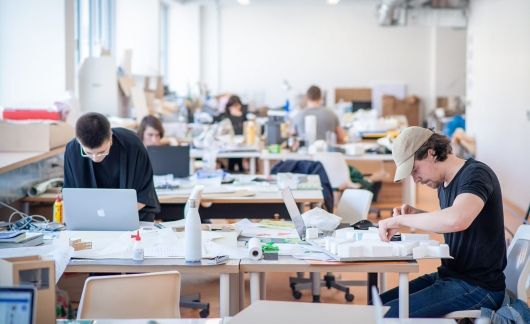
[437,158,506,291]
[64,128,160,221]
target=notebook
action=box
[62,188,140,231]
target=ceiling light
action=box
[327,0,340,5]
[238,0,251,5]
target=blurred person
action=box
[293,85,346,144]
[138,115,164,146]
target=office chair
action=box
[77,271,181,319]
[289,190,374,302]
[445,224,530,320]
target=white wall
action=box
[210,1,441,109]
[0,0,67,107]
[115,0,160,75]
[467,0,530,210]
[167,3,201,96]
[435,28,466,97]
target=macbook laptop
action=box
[62,188,140,231]
[147,145,190,178]
[281,187,309,241]
[0,286,36,324]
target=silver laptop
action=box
[63,188,140,231]
[281,187,309,241]
[0,286,36,324]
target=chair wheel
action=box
[199,309,209,318]
[292,290,302,299]
[345,293,354,302]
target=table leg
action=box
[250,157,256,175]
[250,272,261,303]
[310,272,321,302]
[263,160,270,176]
[228,273,240,316]
[398,272,409,318]
[220,273,230,317]
[239,272,245,310]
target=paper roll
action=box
[247,237,263,260]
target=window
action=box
[75,0,115,65]
[160,2,169,82]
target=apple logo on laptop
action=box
[96,209,106,217]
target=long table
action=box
[240,256,419,319]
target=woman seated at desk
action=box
[138,115,177,147]
[217,95,248,172]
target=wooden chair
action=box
[77,271,181,319]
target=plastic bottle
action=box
[53,194,63,224]
[185,198,202,263]
[131,230,144,263]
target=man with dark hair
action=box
[64,112,160,221]
[293,85,346,144]
[377,126,506,317]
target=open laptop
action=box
[0,286,36,324]
[147,145,190,178]
[63,188,140,231]
[281,187,309,241]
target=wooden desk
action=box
[65,258,240,317]
[0,146,65,174]
[240,256,419,319]
[58,319,226,323]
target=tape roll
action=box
[248,237,263,260]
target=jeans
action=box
[380,272,505,318]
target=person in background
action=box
[64,112,160,221]
[219,95,247,135]
[293,85,346,144]
[218,95,247,172]
[377,126,505,318]
[138,115,164,146]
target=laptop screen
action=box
[0,287,35,324]
[147,145,190,178]
[281,188,306,240]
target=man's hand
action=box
[378,216,401,242]
[392,204,421,216]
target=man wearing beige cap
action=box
[377,126,506,318]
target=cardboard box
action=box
[0,121,74,152]
[0,255,56,324]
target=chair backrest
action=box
[314,152,351,189]
[335,189,373,224]
[77,271,181,319]
[505,225,530,301]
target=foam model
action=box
[324,228,451,260]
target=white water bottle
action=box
[185,198,202,262]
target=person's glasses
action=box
[79,141,111,159]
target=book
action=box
[0,232,44,248]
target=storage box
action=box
[0,255,56,324]
[0,121,74,152]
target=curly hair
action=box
[414,133,452,162]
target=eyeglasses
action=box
[79,140,112,159]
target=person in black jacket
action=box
[63,112,160,221]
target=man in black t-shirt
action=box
[377,126,506,318]
[64,113,160,221]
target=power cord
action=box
[0,201,49,231]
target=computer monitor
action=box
[146,145,190,179]
[352,100,372,113]
[0,286,36,324]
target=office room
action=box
[0,0,529,323]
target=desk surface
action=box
[260,151,393,161]
[240,255,419,273]
[24,188,324,205]
[66,258,240,274]
[228,300,385,324]
[0,146,65,174]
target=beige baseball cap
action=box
[392,126,434,182]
